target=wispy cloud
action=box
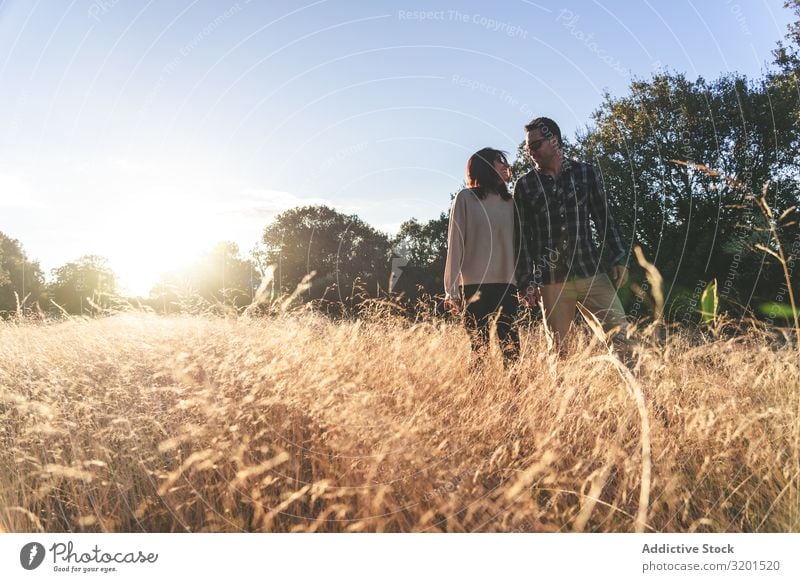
[218,188,332,219]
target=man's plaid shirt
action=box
[513,158,628,289]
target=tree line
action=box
[3,1,798,323]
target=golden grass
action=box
[0,312,798,532]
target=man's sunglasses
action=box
[525,138,548,151]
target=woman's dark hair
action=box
[465,147,511,200]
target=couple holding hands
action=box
[443,117,630,361]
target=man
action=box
[514,117,630,355]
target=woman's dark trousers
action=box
[462,283,520,361]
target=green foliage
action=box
[390,213,449,297]
[758,302,800,320]
[48,255,119,315]
[257,205,393,299]
[570,68,800,320]
[700,279,718,325]
[0,232,45,317]
[152,242,257,313]
[510,140,533,181]
[773,0,800,74]
[560,3,800,322]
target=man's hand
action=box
[610,265,629,289]
[444,297,463,314]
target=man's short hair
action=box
[524,117,562,146]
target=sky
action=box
[0,0,794,295]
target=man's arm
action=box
[587,165,628,287]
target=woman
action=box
[444,147,520,361]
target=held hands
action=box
[444,296,463,314]
[610,265,629,289]
[522,285,541,308]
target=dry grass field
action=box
[1,311,798,532]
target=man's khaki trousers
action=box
[540,273,628,348]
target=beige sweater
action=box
[444,188,517,299]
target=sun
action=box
[100,203,225,297]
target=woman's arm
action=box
[443,191,467,302]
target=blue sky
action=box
[0,0,793,295]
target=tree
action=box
[257,205,392,299]
[768,0,800,181]
[152,241,257,312]
[499,3,800,324]
[390,213,449,298]
[567,68,800,321]
[48,255,119,315]
[773,0,800,75]
[0,232,45,316]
